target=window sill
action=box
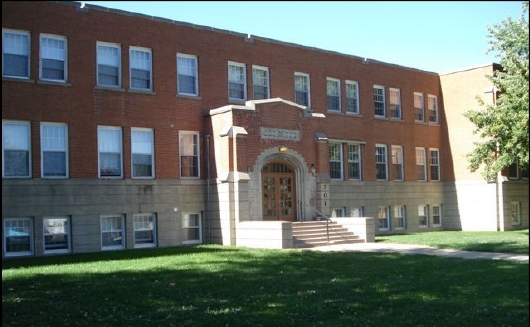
[128,88,155,95]
[95,86,126,92]
[37,79,71,87]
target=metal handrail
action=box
[299,200,331,245]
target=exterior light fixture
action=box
[311,164,316,176]
[278,146,288,153]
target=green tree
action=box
[464,1,529,181]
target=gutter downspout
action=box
[206,131,211,243]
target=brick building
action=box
[2,1,528,258]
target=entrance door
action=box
[262,162,296,221]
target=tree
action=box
[464,1,529,181]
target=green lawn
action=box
[2,231,528,327]
[376,229,529,254]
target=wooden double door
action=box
[262,162,296,221]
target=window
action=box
[182,213,202,244]
[294,72,310,107]
[373,85,385,117]
[252,65,269,100]
[394,205,406,230]
[228,61,246,101]
[40,34,67,82]
[378,206,390,231]
[41,123,68,178]
[350,206,364,217]
[329,142,343,180]
[101,215,125,250]
[347,144,361,180]
[129,47,151,90]
[3,218,33,257]
[389,88,401,119]
[3,120,31,178]
[43,217,71,254]
[180,132,199,178]
[345,80,359,114]
[131,128,154,179]
[3,29,30,78]
[98,126,122,178]
[414,92,424,122]
[511,202,521,225]
[430,148,440,181]
[332,208,346,217]
[391,145,403,181]
[416,147,426,181]
[177,53,198,96]
[428,95,438,123]
[327,78,341,112]
[375,144,387,180]
[133,213,156,248]
[432,205,442,227]
[419,205,429,228]
[97,41,121,87]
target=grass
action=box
[376,229,529,254]
[2,231,529,327]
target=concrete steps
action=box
[292,221,364,248]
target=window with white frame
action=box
[98,126,122,178]
[3,120,31,178]
[43,216,71,254]
[428,95,438,123]
[419,205,429,228]
[345,80,359,114]
[177,53,198,96]
[511,202,521,225]
[375,144,387,180]
[432,205,442,227]
[41,123,68,178]
[3,217,33,257]
[294,72,310,107]
[131,128,154,179]
[430,148,440,181]
[97,41,121,87]
[373,85,385,117]
[391,145,403,181]
[129,47,152,90]
[416,147,426,181]
[327,77,341,112]
[252,65,269,100]
[3,29,30,78]
[182,212,202,244]
[228,61,246,101]
[378,206,390,231]
[180,131,199,178]
[389,88,401,119]
[40,34,67,82]
[347,143,361,180]
[101,215,125,250]
[133,213,156,248]
[394,205,406,230]
[414,92,424,122]
[332,208,346,217]
[350,206,364,217]
[329,142,343,180]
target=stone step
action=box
[292,221,364,248]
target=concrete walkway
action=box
[308,242,529,262]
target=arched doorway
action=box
[261,162,296,221]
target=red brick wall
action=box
[2,1,444,182]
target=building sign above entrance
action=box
[261,127,300,141]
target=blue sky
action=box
[82,1,525,73]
